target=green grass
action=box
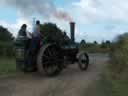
[0,58,16,76]
[85,73,113,96]
[85,65,128,96]
[85,67,128,96]
[111,80,128,96]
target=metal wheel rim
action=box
[42,45,60,75]
[79,54,88,68]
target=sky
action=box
[0,0,128,43]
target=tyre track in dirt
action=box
[0,53,109,96]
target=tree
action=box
[0,26,13,42]
[40,23,71,45]
[101,40,106,48]
[106,40,111,45]
[0,26,14,57]
[94,41,98,45]
[80,40,86,45]
[79,39,86,50]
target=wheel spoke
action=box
[42,56,59,65]
[51,48,57,56]
[43,61,50,65]
[43,54,49,58]
[47,47,52,56]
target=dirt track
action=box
[0,53,109,96]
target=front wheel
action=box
[78,52,89,71]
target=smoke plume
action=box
[1,0,72,21]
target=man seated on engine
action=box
[18,24,32,49]
[17,24,33,71]
[18,24,27,37]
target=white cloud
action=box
[1,0,128,42]
[67,0,128,42]
[0,17,32,37]
[73,0,128,23]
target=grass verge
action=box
[85,33,128,96]
[0,57,16,76]
[85,72,113,96]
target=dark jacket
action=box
[18,29,27,37]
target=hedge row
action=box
[0,42,15,57]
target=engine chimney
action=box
[70,22,75,43]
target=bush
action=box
[79,43,110,53]
[107,33,128,96]
[109,33,128,79]
[0,42,15,57]
[0,58,16,75]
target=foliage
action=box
[80,39,86,45]
[40,23,71,45]
[0,26,14,42]
[79,42,111,53]
[85,33,128,96]
[0,58,16,75]
[94,41,98,45]
[106,33,128,96]
[109,33,128,78]
[0,26,14,57]
[106,40,111,45]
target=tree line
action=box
[0,22,112,57]
[0,26,14,57]
[79,39,111,53]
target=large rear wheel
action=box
[37,44,63,76]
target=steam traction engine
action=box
[15,22,89,76]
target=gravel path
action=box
[0,53,109,96]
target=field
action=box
[0,58,16,76]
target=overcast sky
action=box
[0,0,128,42]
